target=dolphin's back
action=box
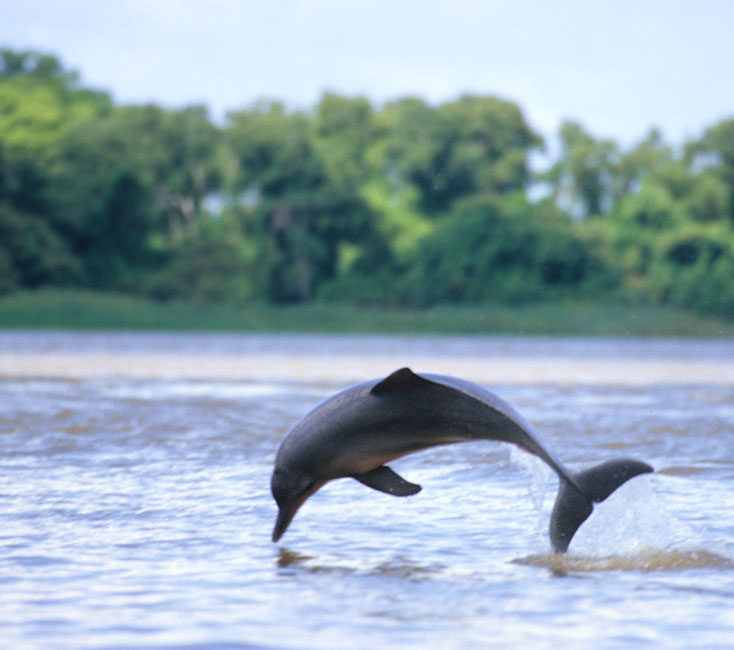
[279,368,569,481]
[414,371,572,481]
[421,372,537,434]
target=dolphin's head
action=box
[270,465,324,542]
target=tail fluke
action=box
[549,459,654,553]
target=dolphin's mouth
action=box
[271,482,324,542]
[272,506,295,542]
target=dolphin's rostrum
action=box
[271,368,653,552]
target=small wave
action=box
[276,547,443,580]
[657,465,711,476]
[515,548,734,573]
[104,381,290,400]
[9,554,71,567]
[102,379,330,401]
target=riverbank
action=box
[1,289,734,337]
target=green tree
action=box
[611,128,672,201]
[546,120,617,218]
[145,204,262,303]
[360,97,437,259]
[46,102,223,289]
[225,101,333,301]
[359,95,542,268]
[687,118,734,222]
[0,198,80,292]
[0,50,106,291]
[0,49,110,157]
[403,195,611,305]
[0,148,79,292]
[600,163,734,315]
[681,170,730,223]
[369,95,541,217]
[310,93,374,196]
[439,95,542,197]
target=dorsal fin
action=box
[370,367,435,395]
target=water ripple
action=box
[2,337,734,650]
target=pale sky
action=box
[2,0,733,149]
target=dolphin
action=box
[271,367,653,552]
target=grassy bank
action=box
[1,289,733,336]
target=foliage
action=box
[402,195,615,305]
[544,120,617,218]
[143,205,261,303]
[2,48,734,320]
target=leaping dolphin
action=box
[271,368,653,552]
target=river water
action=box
[1,331,733,649]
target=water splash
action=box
[509,445,554,549]
[515,548,734,573]
[509,447,734,570]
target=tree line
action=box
[2,49,734,317]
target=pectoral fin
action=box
[352,465,422,496]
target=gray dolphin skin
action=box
[271,367,653,552]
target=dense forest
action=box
[2,49,734,317]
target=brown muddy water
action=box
[1,331,733,649]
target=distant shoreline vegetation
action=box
[2,290,734,337]
[2,48,734,323]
